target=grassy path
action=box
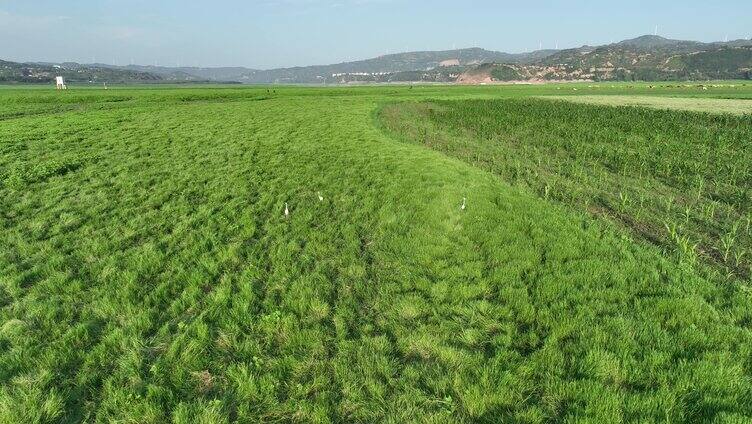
[1,87,751,422]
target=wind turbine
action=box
[654,25,658,36]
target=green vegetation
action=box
[680,47,752,79]
[380,98,752,280]
[1,84,752,422]
[490,65,523,81]
[535,37,752,82]
[381,97,752,279]
[0,60,164,84]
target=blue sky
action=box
[2,0,750,69]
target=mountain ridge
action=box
[3,35,752,84]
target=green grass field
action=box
[1,84,751,423]
[380,96,752,281]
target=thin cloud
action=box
[100,25,156,41]
[0,9,71,29]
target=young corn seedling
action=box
[734,249,747,268]
[665,196,675,214]
[619,192,629,211]
[720,226,738,263]
[695,177,705,201]
[683,206,692,226]
[665,222,698,268]
[705,202,717,220]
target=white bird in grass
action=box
[461,197,467,211]
[284,202,290,218]
[318,192,324,202]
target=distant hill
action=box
[92,48,556,84]
[614,34,699,50]
[4,35,752,85]
[106,36,752,83]
[100,64,251,82]
[0,60,166,84]
[234,48,558,83]
[460,36,752,83]
[64,47,553,84]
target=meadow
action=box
[0,83,751,423]
[380,94,752,281]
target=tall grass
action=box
[381,98,752,281]
[0,86,751,422]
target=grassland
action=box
[1,84,751,422]
[380,96,752,282]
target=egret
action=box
[461,197,466,211]
[284,203,290,218]
[318,192,324,202]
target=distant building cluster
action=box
[331,72,392,77]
